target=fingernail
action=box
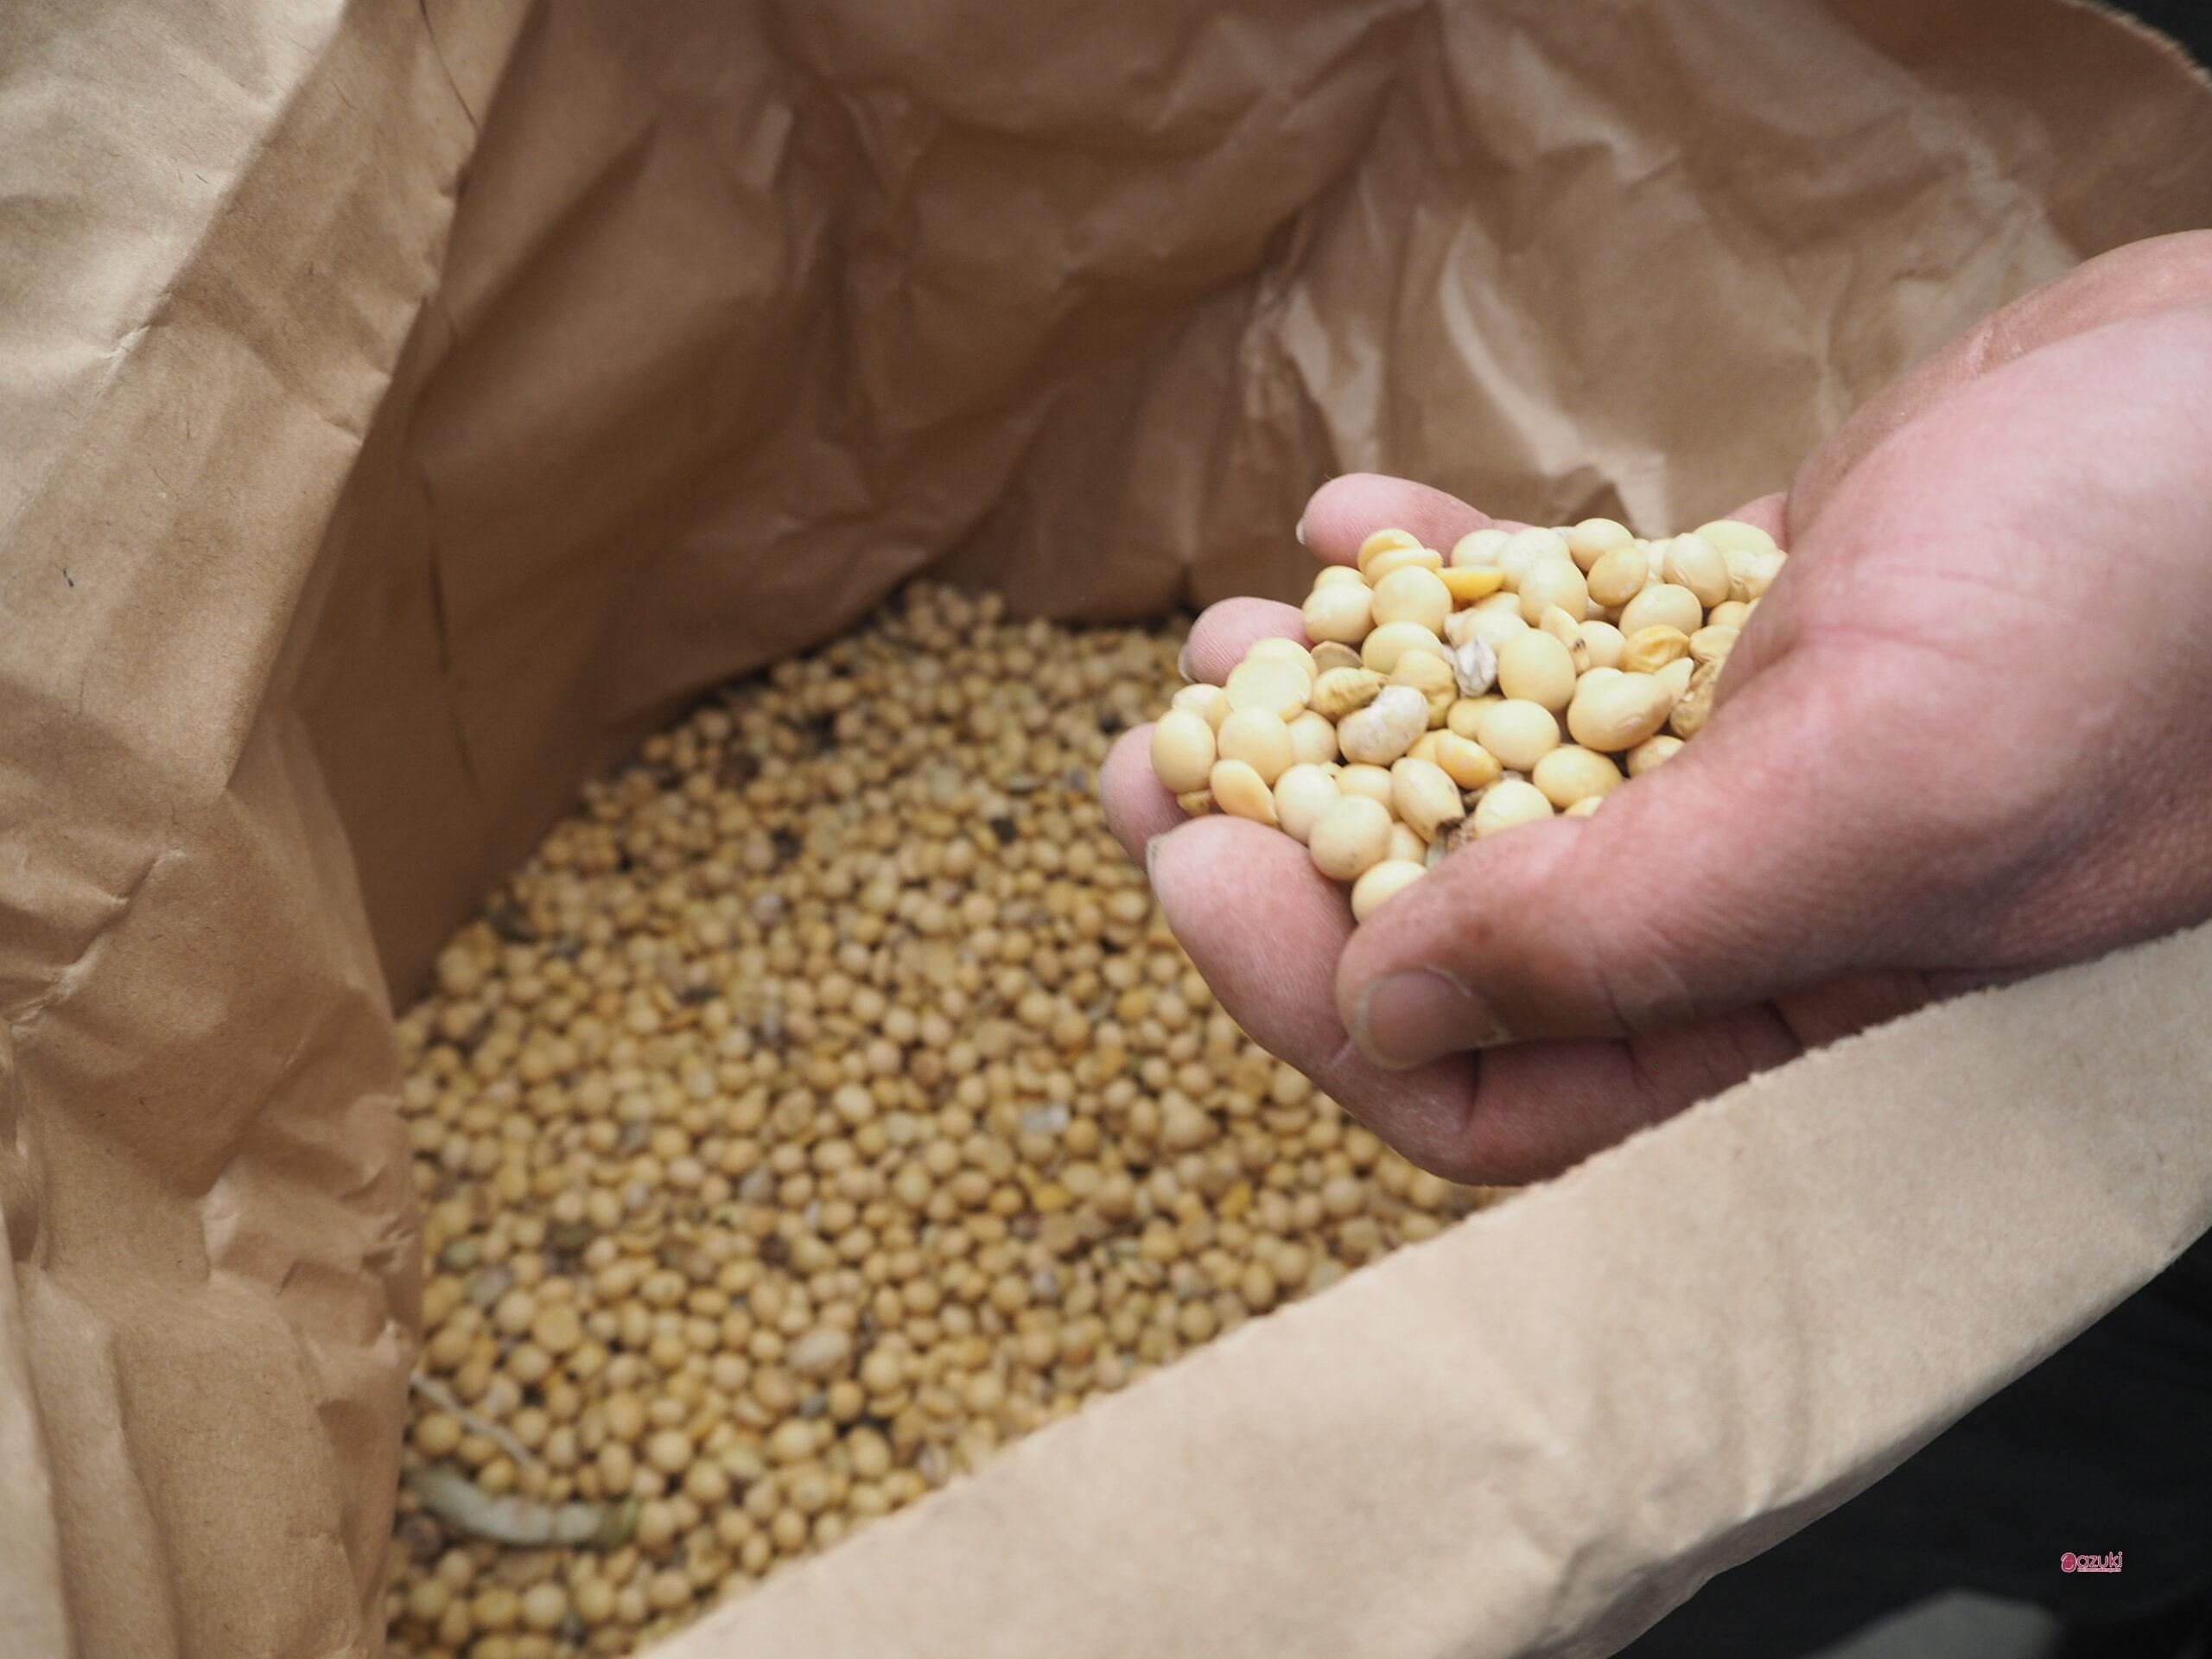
[1353,969,1509,1069]
[1176,640,1195,682]
[1145,835,1165,884]
[1294,517,1307,547]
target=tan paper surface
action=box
[1,2,2207,1656]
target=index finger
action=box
[1298,474,1510,565]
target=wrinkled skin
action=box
[1102,232,2212,1185]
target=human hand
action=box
[1101,232,2212,1183]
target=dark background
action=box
[2113,1,2212,67]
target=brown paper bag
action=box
[1,2,2207,1655]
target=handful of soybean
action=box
[1150,518,1788,921]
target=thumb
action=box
[1335,651,1898,1068]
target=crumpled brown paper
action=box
[1,2,2207,1656]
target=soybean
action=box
[1495,631,1577,713]
[1567,671,1674,753]
[1150,710,1216,794]
[1274,764,1342,843]
[1473,700,1562,773]
[1311,794,1396,880]
[1370,567,1453,635]
[1472,779,1555,838]
[1217,709,1296,786]
[1351,861,1428,923]
[1530,746,1624,810]
[1390,757,1466,843]
[1618,583,1704,639]
[1211,759,1281,823]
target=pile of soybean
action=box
[1152,520,1786,921]
[385,582,1494,1658]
